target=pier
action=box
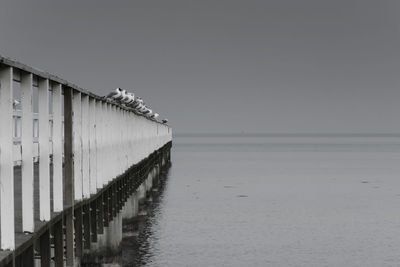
[0,56,172,266]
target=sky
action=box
[0,0,399,134]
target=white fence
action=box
[0,56,172,250]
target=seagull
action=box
[121,90,131,103]
[135,102,144,112]
[105,89,164,121]
[138,105,147,113]
[143,108,152,115]
[132,97,143,109]
[106,88,123,100]
[123,92,135,105]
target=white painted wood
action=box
[89,98,97,194]
[38,78,51,221]
[52,83,63,212]
[105,103,111,183]
[81,95,90,198]
[98,101,104,186]
[20,72,34,232]
[73,91,82,200]
[110,104,116,179]
[0,66,15,250]
[98,102,104,186]
[0,58,173,258]
[96,100,103,188]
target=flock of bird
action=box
[105,88,168,124]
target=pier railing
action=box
[0,56,172,265]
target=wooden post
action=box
[63,87,75,266]
[95,100,102,189]
[0,65,15,250]
[53,219,64,267]
[73,91,82,201]
[39,230,51,267]
[83,204,91,250]
[103,190,109,227]
[74,207,83,259]
[90,199,98,242]
[38,78,51,221]
[97,195,104,234]
[20,72,34,233]
[81,95,90,199]
[15,245,34,267]
[89,98,97,195]
[52,83,63,212]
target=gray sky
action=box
[1,0,399,134]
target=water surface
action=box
[126,136,400,267]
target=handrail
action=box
[0,55,172,257]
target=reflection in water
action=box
[119,167,170,267]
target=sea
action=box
[116,135,400,267]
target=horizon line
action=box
[174,133,400,138]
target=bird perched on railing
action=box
[106,87,123,101]
[124,92,135,105]
[129,97,141,109]
[105,88,167,123]
[142,108,152,115]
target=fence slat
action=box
[89,98,97,194]
[39,78,51,221]
[0,66,15,250]
[52,83,63,212]
[81,95,90,198]
[73,91,82,200]
[96,100,103,189]
[21,72,34,232]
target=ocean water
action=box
[122,136,400,267]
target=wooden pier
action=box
[0,55,172,266]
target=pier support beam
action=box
[53,220,64,267]
[74,207,83,259]
[15,245,34,267]
[39,230,51,267]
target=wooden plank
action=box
[15,245,34,267]
[97,195,104,234]
[38,78,51,221]
[95,101,102,189]
[90,200,97,242]
[89,98,97,194]
[83,204,90,250]
[72,91,82,201]
[104,103,110,184]
[52,83,63,212]
[74,207,83,258]
[103,190,109,227]
[39,230,51,267]
[105,103,110,183]
[111,105,116,179]
[20,72,34,233]
[52,220,64,267]
[81,95,90,199]
[63,88,75,266]
[0,66,15,250]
